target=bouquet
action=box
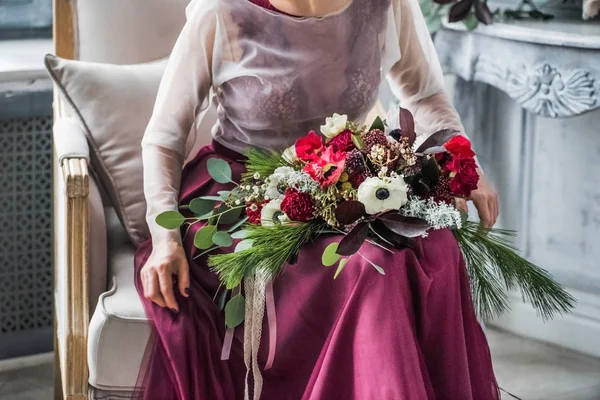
[157,108,575,328]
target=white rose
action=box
[260,199,289,226]
[320,113,348,139]
[357,176,409,215]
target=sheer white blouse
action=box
[142,0,465,245]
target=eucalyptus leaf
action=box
[219,205,243,225]
[199,196,224,201]
[235,239,254,252]
[218,190,232,201]
[322,243,341,267]
[369,260,386,275]
[194,225,218,250]
[225,294,245,328]
[334,258,349,279]
[156,211,185,229]
[334,201,366,225]
[207,158,233,184]
[337,222,369,256]
[228,216,249,233]
[189,198,216,216]
[369,116,385,132]
[463,13,480,30]
[213,231,234,247]
[378,213,429,238]
[231,229,250,239]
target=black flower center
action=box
[273,211,285,225]
[376,188,390,200]
[323,165,338,179]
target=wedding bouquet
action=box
[157,108,575,327]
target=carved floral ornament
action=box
[475,55,598,118]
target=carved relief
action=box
[474,55,598,118]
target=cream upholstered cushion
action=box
[88,209,150,390]
[45,55,168,245]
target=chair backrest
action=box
[57,0,191,63]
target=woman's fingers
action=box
[473,194,492,228]
[455,198,468,213]
[144,270,167,308]
[158,265,179,312]
[178,258,191,298]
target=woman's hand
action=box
[456,169,499,229]
[141,240,190,312]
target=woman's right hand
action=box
[141,240,190,312]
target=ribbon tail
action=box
[221,327,235,361]
[264,279,277,370]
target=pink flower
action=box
[295,131,324,162]
[303,147,347,187]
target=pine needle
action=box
[242,148,293,181]
[453,222,576,321]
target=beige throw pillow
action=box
[45,54,168,245]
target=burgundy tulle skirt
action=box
[133,141,499,400]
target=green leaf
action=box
[215,204,243,225]
[463,13,479,30]
[218,190,232,201]
[368,260,386,275]
[156,211,185,229]
[228,216,249,233]
[334,258,349,279]
[189,198,216,216]
[199,195,224,201]
[225,294,245,328]
[194,225,218,250]
[369,116,385,132]
[460,211,469,226]
[218,289,229,311]
[234,239,254,252]
[213,231,234,247]
[231,229,250,239]
[207,158,232,184]
[351,134,364,150]
[322,243,341,267]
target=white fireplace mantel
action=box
[435,19,600,358]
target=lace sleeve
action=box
[386,0,466,139]
[142,0,217,245]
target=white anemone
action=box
[320,113,348,139]
[260,199,289,226]
[357,176,409,215]
[265,166,294,200]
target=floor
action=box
[1,329,599,400]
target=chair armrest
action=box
[54,117,90,166]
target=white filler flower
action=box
[261,199,289,226]
[265,166,294,200]
[357,176,409,215]
[320,113,348,139]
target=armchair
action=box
[51,1,386,399]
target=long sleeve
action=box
[387,0,465,138]
[142,0,217,245]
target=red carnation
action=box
[295,130,324,162]
[280,189,314,222]
[328,129,355,153]
[447,155,479,197]
[246,200,269,224]
[444,136,476,158]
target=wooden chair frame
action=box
[53,1,90,399]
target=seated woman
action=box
[134,0,500,399]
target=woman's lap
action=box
[133,143,498,400]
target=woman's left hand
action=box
[456,169,499,229]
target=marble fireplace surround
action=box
[435,19,600,357]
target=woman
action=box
[135,0,501,398]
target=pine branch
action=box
[208,221,324,289]
[242,148,292,181]
[454,222,576,321]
